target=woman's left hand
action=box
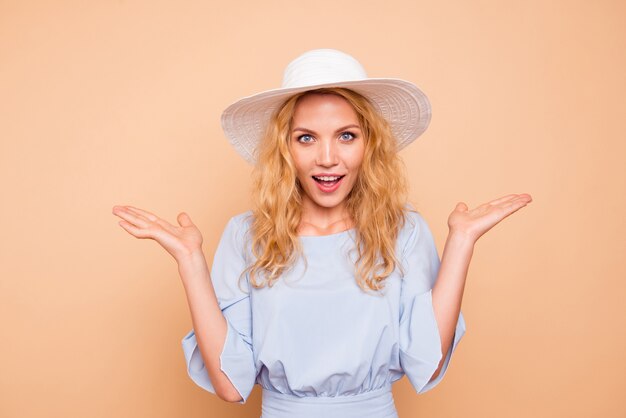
[447,193,533,243]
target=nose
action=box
[315,138,339,167]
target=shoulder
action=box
[221,210,254,249]
[228,210,254,230]
[214,210,255,260]
[223,210,254,238]
[398,204,436,257]
[399,203,431,239]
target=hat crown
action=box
[281,49,368,89]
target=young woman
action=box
[112,49,532,418]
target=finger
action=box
[125,206,160,222]
[177,212,195,227]
[455,202,468,213]
[117,220,150,238]
[511,196,532,208]
[488,194,518,206]
[499,197,532,216]
[125,206,179,234]
[113,207,152,229]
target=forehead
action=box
[292,93,359,121]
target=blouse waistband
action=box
[261,384,398,418]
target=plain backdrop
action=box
[1,1,624,417]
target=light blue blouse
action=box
[182,208,466,418]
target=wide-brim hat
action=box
[220,48,432,165]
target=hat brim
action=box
[220,78,431,165]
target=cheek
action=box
[347,148,365,170]
[290,151,309,179]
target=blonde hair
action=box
[242,87,409,292]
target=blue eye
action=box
[340,132,356,141]
[297,134,314,143]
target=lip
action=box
[312,175,344,193]
[312,173,345,177]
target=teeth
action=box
[314,176,341,181]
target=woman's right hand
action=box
[112,205,204,262]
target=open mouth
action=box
[312,175,345,187]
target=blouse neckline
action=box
[298,227,356,240]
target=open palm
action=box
[448,193,533,243]
[112,205,204,261]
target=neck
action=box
[298,198,354,235]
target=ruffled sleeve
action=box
[398,210,467,394]
[181,214,257,404]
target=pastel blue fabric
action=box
[182,208,466,418]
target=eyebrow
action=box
[291,124,361,134]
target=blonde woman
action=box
[112,49,532,418]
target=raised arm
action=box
[112,205,243,402]
[429,193,532,381]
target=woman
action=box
[112,49,532,417]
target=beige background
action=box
[1,1,624,417]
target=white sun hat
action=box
[220,48,432,165]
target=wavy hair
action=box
[242,87,409,292]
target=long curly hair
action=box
[242,87,410,292]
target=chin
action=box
[309,194,349,208]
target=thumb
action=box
[177,212,194,227]
[455,202,468,212]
